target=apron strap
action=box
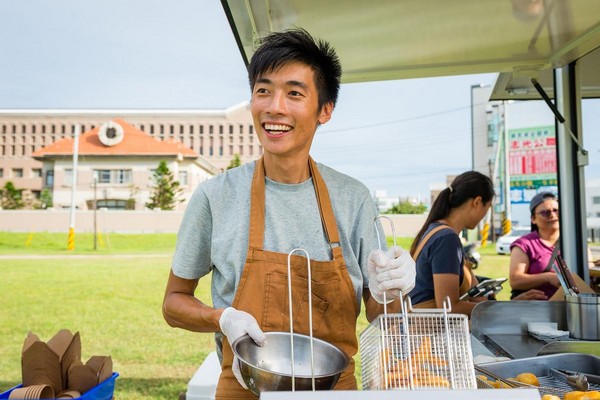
[248,157,267,250]
[411,224,452,260]
[308,157,342,250]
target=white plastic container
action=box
[186,352,221,400]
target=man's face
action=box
[250,61,332,160]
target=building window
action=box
[229,145,233,155]
[41,125,46,134]
[190,125,194,134]
[249,126,253,134]
[180,125,184,134]
[160,125,164,134]
[95,169,132,184]
[150,125,155,134]
[239,145,244,155]
[0,168,3,178]
[219,125,223,135]
[239,124,243,134]
[229,125,234,134]
[209,125,214,134]
[170,125,174,135]
[209,147,213,156]
[140,124,145,132]
[200,125,204,134]
[178,170,188,186]
[96,199,128,210]
[593,196,600,205]
[32,168,42,178]
[45,170,54,186]
[32,125,36,134]
[219,146,223,156]
[13,168,23,178]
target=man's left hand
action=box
[368,246,416,304]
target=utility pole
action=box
[503,100,512,235]
[93,173,98,251]
[67,124,80,251]
[488,159,495,243]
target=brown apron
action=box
[410,225,472,308]
[215,157,360,399]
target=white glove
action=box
[219,307,266,389]
[368,246,416,304]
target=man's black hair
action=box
[248,28,342,110]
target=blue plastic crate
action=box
[0,372,119,400]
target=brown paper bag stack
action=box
[20,329,112,396]
[68,356,113,394]
[22,330,80,394]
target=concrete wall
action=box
[0,210,428,237]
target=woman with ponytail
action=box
[409,171,494,316]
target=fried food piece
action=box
[515,372,539,386]
[577,391,600,400]
[540,395,560,400]
[413,370,450,388]
[563,391,600,400]
[489,379,512,388]
[414,337,448,367]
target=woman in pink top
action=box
[509,192,560,299]
[509,192,594,299]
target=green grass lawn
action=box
[0,233,512,398]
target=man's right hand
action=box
[219,307,266,389]
[219,307,266,345]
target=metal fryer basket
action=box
[359,297,477,390]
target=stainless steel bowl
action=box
[232,331,350,395]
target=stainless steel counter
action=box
[471,300,600,358]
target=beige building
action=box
[32,119,222,211]
[0,102,260,207]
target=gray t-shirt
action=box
[171,160,384,313]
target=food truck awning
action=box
[221,0,600,279]
[221,0,600,91]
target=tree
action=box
[385,200,427,214]
[145,161,184,210]
[227,154,242,170]
[40,188,53,209]
[1,181,24,210]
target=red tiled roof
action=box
[32,119,198,158]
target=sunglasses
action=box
[536,208,559,218]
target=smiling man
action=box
[162,29,416,399]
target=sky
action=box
[1,0,599,200]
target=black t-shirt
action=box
[409,222,465,305]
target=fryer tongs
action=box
[552,254,579,296]
[286,248,316,391]
[549,368,589,391]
